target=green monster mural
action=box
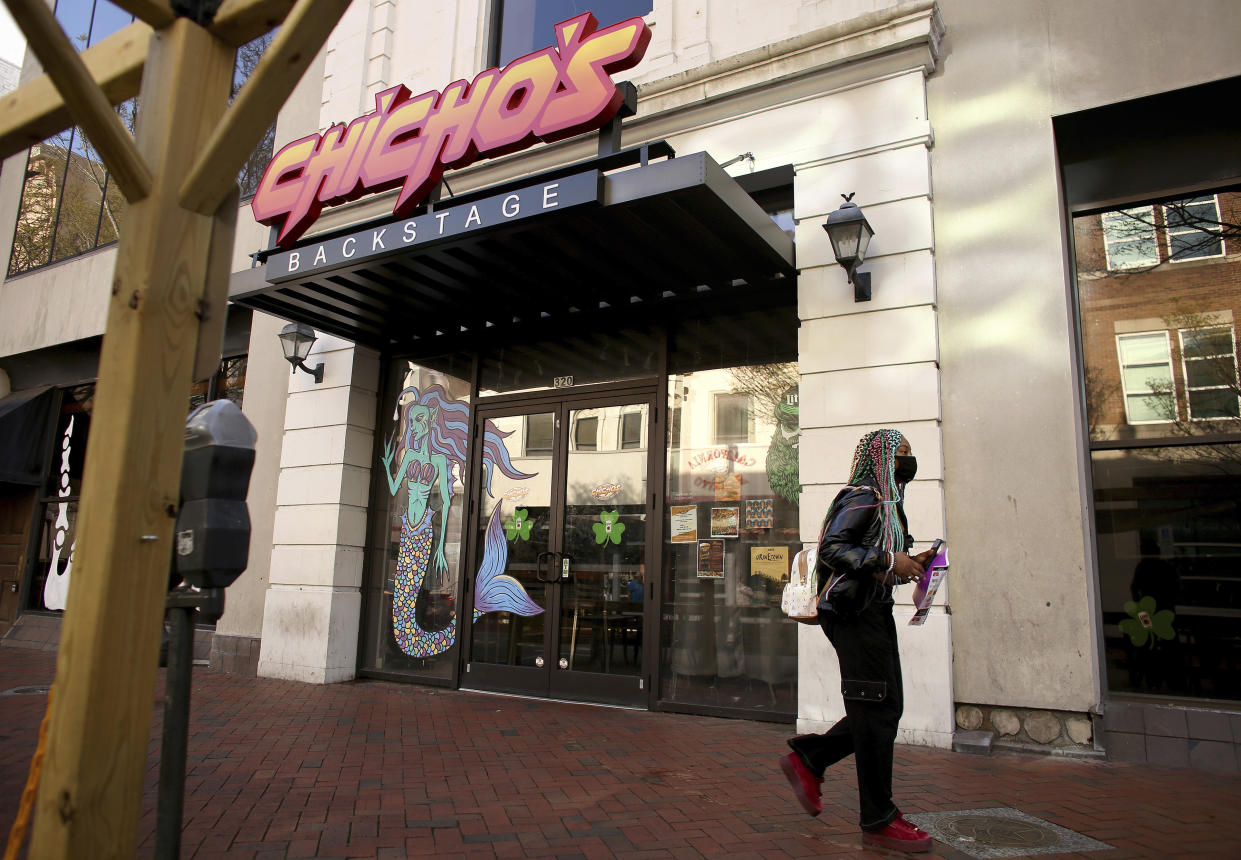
[766,384,799,503]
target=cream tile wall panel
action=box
[273,503,349,545]
[347,386,379,430]
[257,587,331,680]
[794,145,932,218]
[800,419,942,484]
[280,426,347,468]
[269,544,364,589]
[661,71,927,171]
[324,590,362,682]
[257,587,359,683]
[797,251,935,319]
[798,305,938,373]
[342,425,375,469]
[276,464,350,506]
[800,362,941,429]
[795,196,933,269]
[284,388,353,430]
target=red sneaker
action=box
[861,815,932,853]
[778,752,823,816]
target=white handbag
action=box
[781,546,825,624]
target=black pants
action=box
[788,599,903,831]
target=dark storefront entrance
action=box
[463,385,658,707]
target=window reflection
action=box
[661,362,799,715]
[1076,186,1241,702]
[493,0,653,66]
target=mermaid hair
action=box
[395,384,534,497]
[838,428,907,555]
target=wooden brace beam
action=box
[107,0,176,30]
[0,21,151,165]
[180,0,352,214]
[210,0,297,48]
[3,0,153,202]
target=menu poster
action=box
[710,506,739,538]
[745,498,774,529]
[697,539,725,578]
[714,473,742,502]
[669,505,698,543]
[749,546,789,580]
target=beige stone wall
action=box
[927,0,1241,713]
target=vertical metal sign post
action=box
[0,1,351,857]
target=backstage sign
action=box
[266,171,600,283]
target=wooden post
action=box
[29,18,236,860]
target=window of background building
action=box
[1181,326,1240,419]
[573,414,598,451]
[1116,332,1174,423]
[620,409,643,449]
[525,412,553,456]
[1074,186,1241,703]
[492,0,653,66]
[8,3,274,276]
[713,392,752,444]
[1102,207,1159,270]
[1166,195,1225,262]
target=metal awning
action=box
[231,147,796,352]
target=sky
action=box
[0,6,26,67]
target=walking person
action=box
[779,428,935,853]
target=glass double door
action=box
[463,392,654,707]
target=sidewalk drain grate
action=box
[2,685,50,696]
[905,807,1113,858]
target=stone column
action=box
[257,334,378,683]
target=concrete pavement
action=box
[2,646,1238,859]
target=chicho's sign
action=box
[252,13,651,248]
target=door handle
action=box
[534,550,559,583]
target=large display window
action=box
[1074,187,1241,701]
[659,309,800,718]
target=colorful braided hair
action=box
[842,428,906,555]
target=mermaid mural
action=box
[381,383,541,657]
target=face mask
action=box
[894,455,918,483]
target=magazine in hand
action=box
[909,546,948,626]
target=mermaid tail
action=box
[474,505,543,618]
[393,510,457,657]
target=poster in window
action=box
[714,473,742,501]
[710,506,739,538]
[745,498,774,529]
[750,546,789,581]
[697,539,724,578]
[669,505,697,543]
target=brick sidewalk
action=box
[2,646,1237,859]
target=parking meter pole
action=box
[155,601,194,860]
[155,585,224,860]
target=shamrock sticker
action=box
[1118,595,1175,648]
[592,510,626,545]
[504,508,532,542]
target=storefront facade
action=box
[1,0,1239,767]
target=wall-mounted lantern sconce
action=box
[277,322,324,383]
[822,193,875,302]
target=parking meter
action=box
[174,399,256,588]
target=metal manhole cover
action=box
[905,807,1113,859]
[1,685,50,696]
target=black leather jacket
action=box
[815,480,913,608]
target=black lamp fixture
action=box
[822,193,875,302]
[277,322,324,383]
